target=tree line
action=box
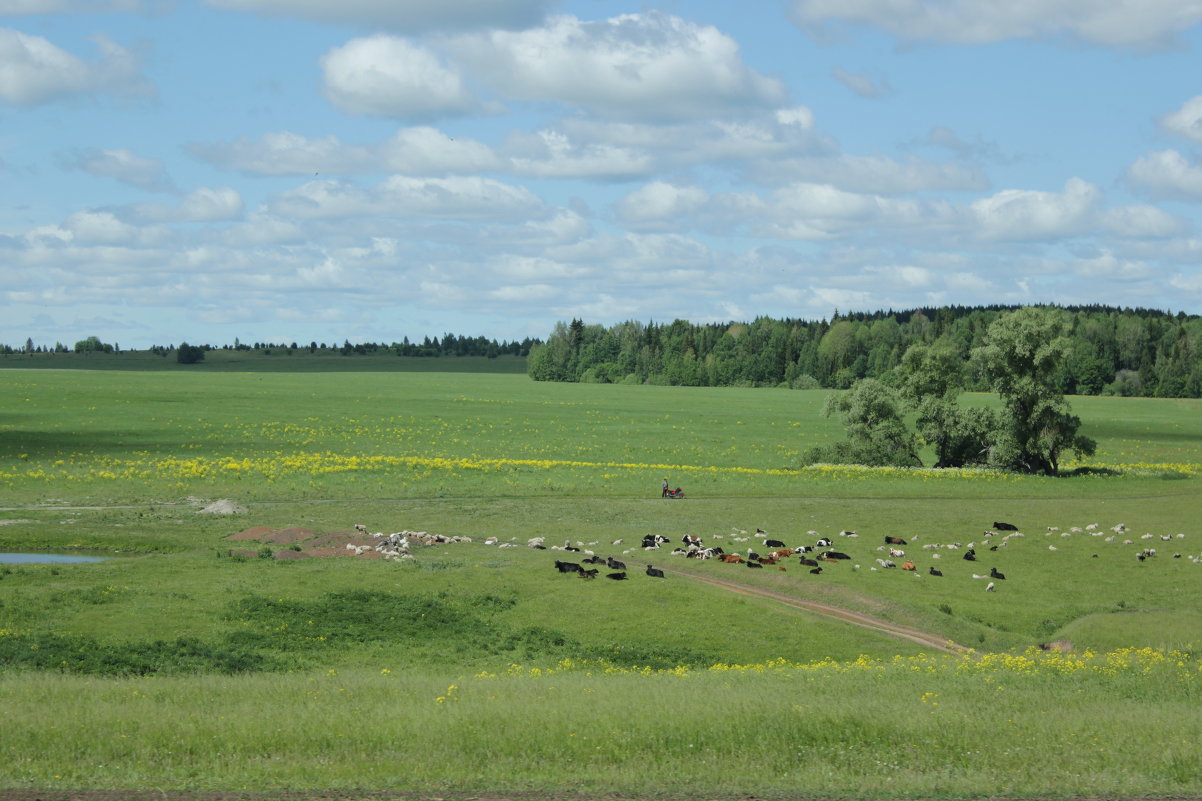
[527,304,1202,398]
[2,333,539,363]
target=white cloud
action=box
[1160,96,1202,143]
[129,187,244,223]
[790,0,1202,48]
[0,29,148,106]
[268,175,544,221]
[1125,150,1202,201]
[190,127,500,176]
[504,129,651,179]
[321,36,477,119]
[1072,250,1152,280]
[63,148,175,193]
[613,182,709,229]
[758,153,987,193]
[205,0,550,33]
[451,12,787,120]
[970,178,1100,241]
[1101,204,1189,238]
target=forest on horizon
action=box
[527,304,1202,398]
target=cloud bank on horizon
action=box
[2,0,1202,348]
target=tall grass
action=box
[1,649,1197,795]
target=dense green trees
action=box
[528,305,1202,398]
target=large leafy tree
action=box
[804,379,922,467]
[972,307,1095,475]
[897,343,995,468]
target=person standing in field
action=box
[662,477,670,497]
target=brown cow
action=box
[721,554,745,564]
[901,560,916,571]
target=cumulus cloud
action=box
[1160,96,1202,143]
[128,187,245,223]
[450,12,787,120]
[268,175,544,221]
[190,127,501,176]
[61,148,175,193]
[1101,205,1189,238]
[756,153,987,194]
[1125,150,1202,201]
[970,178,1100,241]
[789,0,1202,48]
[0,28,149,106]
[503,129,652,179]
[321,36,477,119]
[205,0,551,33]
[613,182,709,229]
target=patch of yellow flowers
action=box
[476,648,1198,682]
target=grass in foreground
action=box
[0,649,1198,797]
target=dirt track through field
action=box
[634,559,972,655]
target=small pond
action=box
[0,552,110,564]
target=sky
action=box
[3,0,1202,350]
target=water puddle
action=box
[0,552,110,564]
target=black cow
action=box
[809,567,823,575]
[746,560,764,569]
[963,548,977,562]
[821,551,851,560]
[993,521,1018,531]
[606,571,628,580]
[885,536,907,545]
[799,557,818,567]
[929,566,943,577]
[989,567,1006,580]
[582,555,606,564]
[607,556,627,570]
[578,568,599,579]
[764,538,786,548]
[816,538,832,547]
[645,565,666,578]
[554,560,582,574]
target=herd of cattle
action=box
[534,520,1195,588]
[346,521,1195,589]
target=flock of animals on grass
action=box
[347,520,1196,588]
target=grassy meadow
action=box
[1,368,1200,798]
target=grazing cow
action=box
[645,565,666,578]
[764,539,786,548]
[963,548,977,562]
[554,560,583,574]
[799,557,818,567]
[605,571,628,580]
[989,567,1007,580]
[929,566,943,576]
[607,556,627,570]
[884,536,907,545]
[354,524,368,534]
[993,521,1019,531]
[901,560,916,571]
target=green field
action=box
[1,369,1199,798]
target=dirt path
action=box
[634,559,971,655]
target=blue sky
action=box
[3,0,1202,350]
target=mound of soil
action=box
[199,499,248,515]
[228,526,276,541]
